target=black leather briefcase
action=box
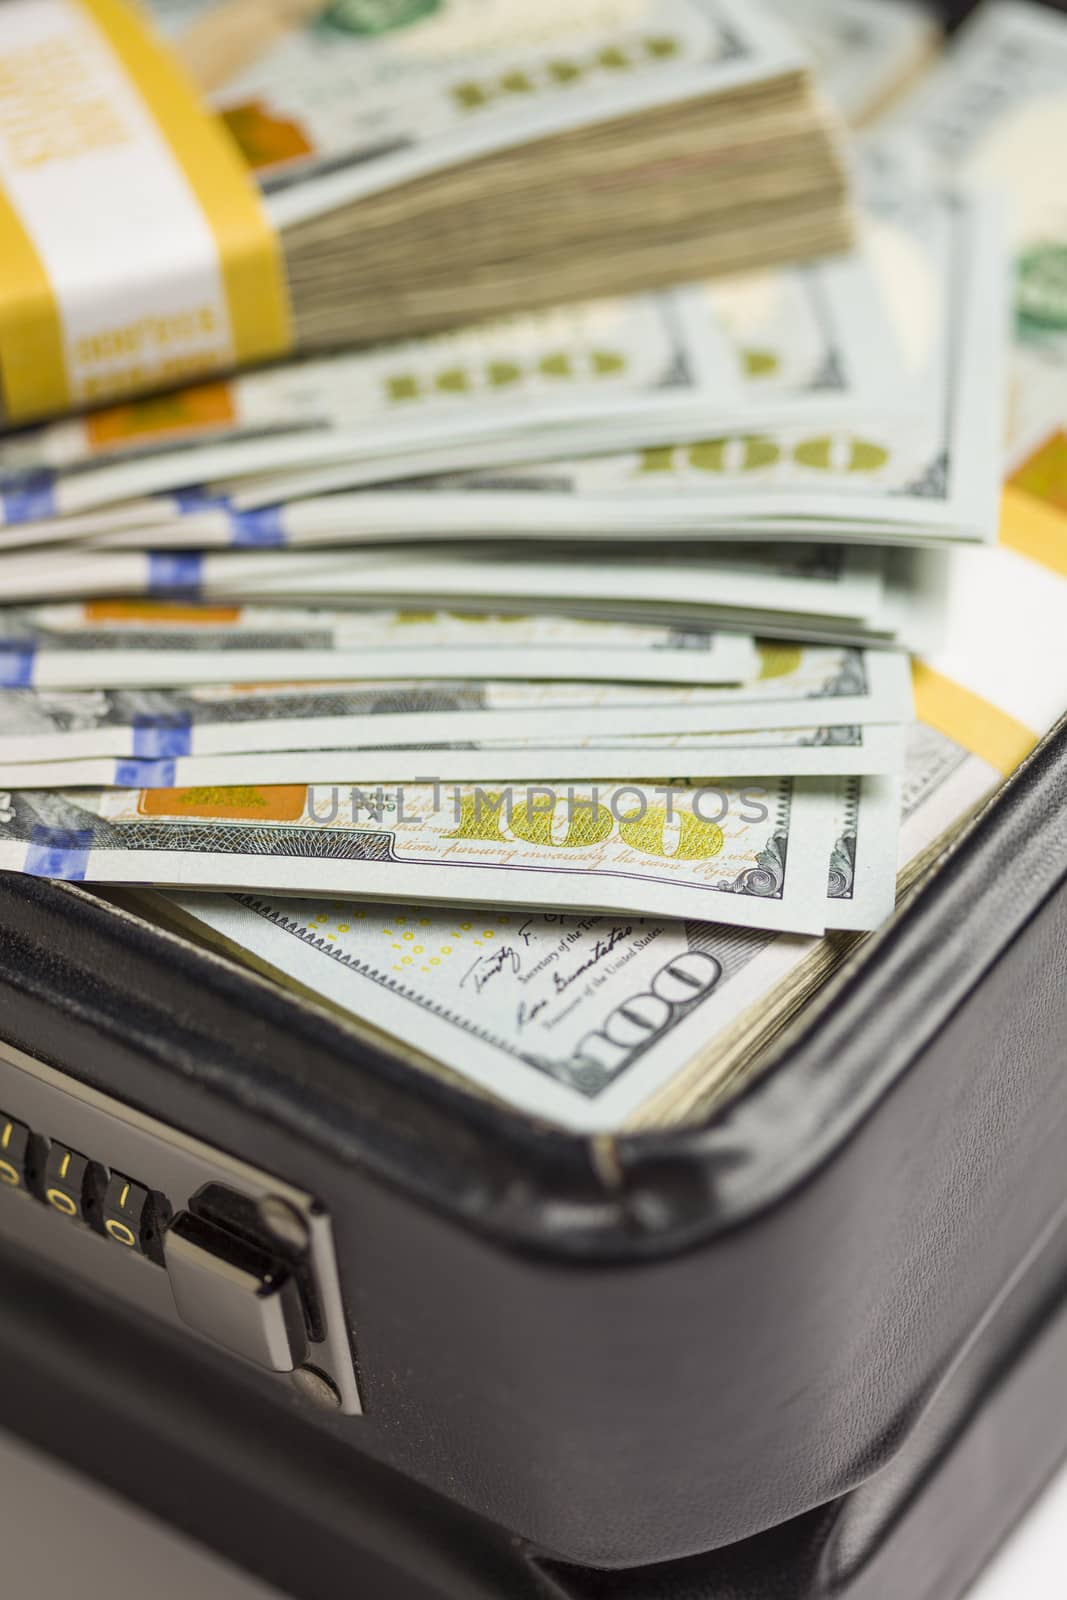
[1,706,1065,1600]
[4,0,1067,1583]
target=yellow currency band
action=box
[911,483,1067,775]
[0,0,291,422]
[911,663,1038,779]
[0,185,67,422]
[999,483,1067,581]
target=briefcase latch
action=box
[0,1038,361,1415]
[165,1208,310,1375]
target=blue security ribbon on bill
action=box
[1,469,56,524]
[148,551,203,593]
[132,713,193,759]
[0,645,36,687]
[24,826,94,880]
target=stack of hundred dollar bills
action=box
[0,0,856,431]
[1,0,1066,1133]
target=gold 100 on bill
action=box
[0,777,844,934]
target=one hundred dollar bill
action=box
[0,605,758,690]
[150,0,811,224]
[0,246,902,533]
[769,0,939,126]
[0,541,888,626]
[0,645,912,759]
[201,543,945,652]
[890,0,1067,531]
[0,775,839,934]
[821,764,900,930]
[151,774,897,1129]
[198,542,888,618]
[0,725,905,789]
[229,191,1004,546]
[892,0,1067,365]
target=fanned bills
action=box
[0,542,941,651]
[0,605,759,690]
[0,637,912,786]
[215,190,1004,547]
[0,775,841,934]
[0,246,898,537]
[0,726,906,789]
[195,544,948,652]
[11,0,1050,1144]
[153,772,897,1128]
[890,0,1067,478]
[0,645,912,759]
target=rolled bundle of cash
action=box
[0,0,851,427]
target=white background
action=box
[0,1425,1064,1597]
